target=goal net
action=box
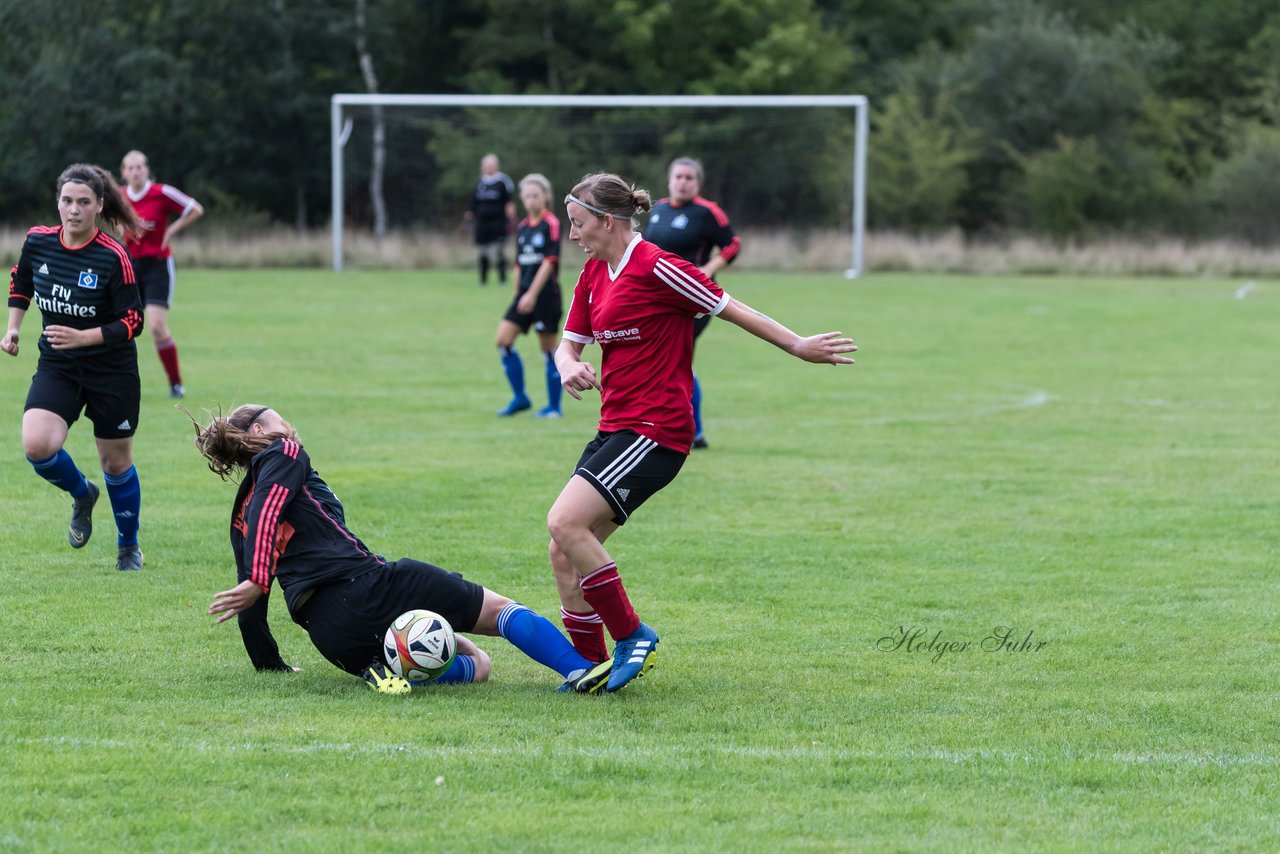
[330,94,868,276]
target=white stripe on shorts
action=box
[164,256,177,304]
[596,435,657,490]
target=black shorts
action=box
[292,559,485,675]
[25,350,141,439]
[132,256,176,308]
[502,286,562,335]
[573,430,686,525]
[475,222,508,246]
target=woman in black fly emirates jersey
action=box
[547,172,857,694]
[3,164,147,572]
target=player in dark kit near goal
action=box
[463,153,516,286]
[4,163,147,572]
[643,157,741,449]
[549,172,856,693]
[189,404,614,695]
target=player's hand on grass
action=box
[1,330,17,356]
[561,360,602,400]
[209,579,265,624]
[791,331,857,365]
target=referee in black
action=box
[463,153,516,286]
[4,163,146,571]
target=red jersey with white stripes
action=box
[230,438,386,615]
[123,181,197,259]
[563,235,730,452]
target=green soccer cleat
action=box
[362,660,412,696]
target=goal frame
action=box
[330,93,869,276]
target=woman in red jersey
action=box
[120,150,204,399]
[548,172,856,693]
[3,164,147,571]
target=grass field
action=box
[1,269,1277,851]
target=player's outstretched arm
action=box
[718,298,857,365]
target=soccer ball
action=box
[383,609,456,683]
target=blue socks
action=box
[691,372,704,439]
[497,603,592,678]
[419,655,476,685]
[544,352,562,412]
[28,450,90,497]
[104,465,141,546]
[500,345,526,401]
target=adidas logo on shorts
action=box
[616,487,630,501]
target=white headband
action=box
[565,194,631,220]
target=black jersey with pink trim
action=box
[8,226,143,360]
[563,236,729,453]
[644,196,741,269]
[231,438,386,615]
[515,212,561,291]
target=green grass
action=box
[2,269,1277,852]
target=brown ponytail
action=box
[182,404,277,480]
[567,172,652,222]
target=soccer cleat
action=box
[496,395,532,417]
[169,383,186,399]
[116,544,144,571]
[68,481,99,549]
[534,405,563,419]
[692,435,709,450]
[605,622,659,693]
[557,658,613,694]
[361,660,411,696]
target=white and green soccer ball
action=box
[383,609,456,683]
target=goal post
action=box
[330,93,868,276]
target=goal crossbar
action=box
[330,93,869,275]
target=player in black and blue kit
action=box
[643,157,741,449]
[494,173,564,418]
[4,164,147,571]
[464,153,516,286]
[191,404,613,695]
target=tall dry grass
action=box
[2,226,1278,277]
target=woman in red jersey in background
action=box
[3,164,147,571]
[643,156,741,449]
[548,172,856,693]
[120,150,204,399]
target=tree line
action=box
[1,0,1277,243]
